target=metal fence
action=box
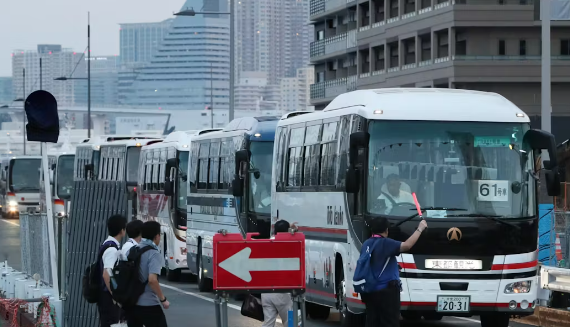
[19,213,55,286]
[63,180,128,327]
[539,182,570,267]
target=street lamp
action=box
[174,4,235,122]
[54,12,91,138]
[13,97,25,155]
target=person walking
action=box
[121,219,144,258]
[126,221,170,327]
[98,214,127,327]
[260,219,297,327]
[361,217,428,327]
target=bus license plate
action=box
[437,296,470,313]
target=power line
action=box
[68,47,88,77]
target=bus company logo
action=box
[447,227,462,241]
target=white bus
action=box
[271,88,561,327]
[40,146,76,217]
[187,117,278,292]
[0,156,42,218]
[137,129,220,281]
[97,137,163,220]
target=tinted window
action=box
[10,159,41,193]
[57,155,75,199]
[126,147,141,183]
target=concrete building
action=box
[308,0,570,137]
[0,77,12,105]
[12,45,85,106]
[121,0,230,113]
[236,0,314,84]
[119,19,173,68]
[280,67,315,112]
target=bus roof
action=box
[192,117,279,142]
[143,129,222,151]
[1,156,42,165]
[280,88,530,125]
[100,138,163,148]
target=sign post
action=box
[213,230,306,327]
[23,90,60,306]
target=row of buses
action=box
[62,88,560,327]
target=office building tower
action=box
[12,46,85,106]
[280,67,315,112]
[120,18,174,68]
[0,77,12,105]
[74,56,120,106]
[122,0,230,112]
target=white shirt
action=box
[377,190,415,215]
[101,236,121,269]
[121,238,138,260]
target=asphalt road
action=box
[0,218,535,327]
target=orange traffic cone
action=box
[555,233,563,261]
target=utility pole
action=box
[23,68,26,155]
[229,0,235,122]
[541,0,551,133]
[39,58,42,90]
[87,11,92,138]
[210,63,214,129]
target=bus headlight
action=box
[505,280,531,294]
[8,201,17,207]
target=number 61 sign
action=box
[477,180,509,202]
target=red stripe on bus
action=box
[296,226,348,235]
[399,262,417,269]
[491,260,538,271]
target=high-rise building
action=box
[308,0,570,137]
[280,67,315,112]
[121,0,230,112]
[0,77,12,105]
[12,46,85,106]
[119,18,174,68]
[74,56,120,106]
[236,0,313,84]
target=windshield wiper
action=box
[393,207,467,227]
[445,213,520,228]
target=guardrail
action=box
[541,265,570,293]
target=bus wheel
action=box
[337,271,365,327]
[197,250,212,292]
[423,312,443,321]
[480,313,510,327]
[166,267,182,282]
[306,302,330,320]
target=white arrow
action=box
[218,247,301,282]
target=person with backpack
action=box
[124,221,169,327]
[121,220,144,259]
[354,217,427,327]
[99,214,127,327]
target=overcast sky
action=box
[0,0,186,76]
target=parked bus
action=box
[137,129,221,281]
[187,117,279,292]
[271,88,561,327]
[98,137,163,220]
[40,146,76,216]
[0,156,42,218]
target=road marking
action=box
[159,283,287,324]
[0,219,19,227]
[454,317,481,323]
[219,247,301,282]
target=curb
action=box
[513,307,570,327]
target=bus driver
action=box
[377,174,415,214]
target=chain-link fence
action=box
[19,213,55,286]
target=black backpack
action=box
[82,242,118,303]
[110,245,155,308]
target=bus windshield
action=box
[10,159,41,193]
[367,121,535,219]
[249,141,273,215]
[177,151,189,213]
[126,147,141,183]
[57,155,75,199]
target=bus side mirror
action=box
[523,129,561,196]
[232,150,250,197]
[164,158,178,197]
[49,170,54,184]
[345,132,369,194]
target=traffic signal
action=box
[24,90,59,143]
